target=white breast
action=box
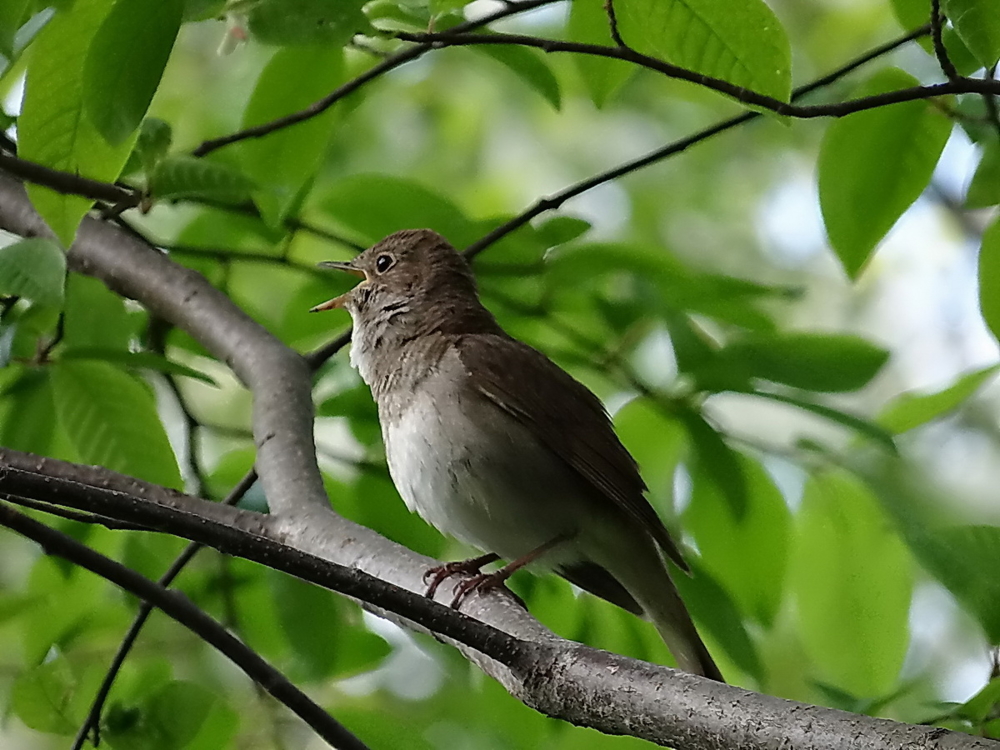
[381,361,581,565]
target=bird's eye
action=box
[375,254,394,274]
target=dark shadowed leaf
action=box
[83,0,183,145]
[0,238,65,305]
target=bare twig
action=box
[604,0,627,48]
[0,151,140,207]
[931,0,960,81]
[399,29,999,115]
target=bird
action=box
[311,228,722,681]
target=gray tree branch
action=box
[0,173,993,749]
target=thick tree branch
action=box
[0,449,992,750]
[396,30,1000,116]
[0,501,371,750]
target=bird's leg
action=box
[450,534,571,609]
[423,552,500,599]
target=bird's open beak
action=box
[310,260,366,312]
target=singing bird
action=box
[312,229,721,680]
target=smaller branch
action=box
[604,0,627,48]
[0,493,148,531]
[0,502,371,750]
[191,0,560,156]
[398,30,1000,117]
[0,151,139,207]
[931,0,960,81]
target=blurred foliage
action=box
[1,0,1000,747]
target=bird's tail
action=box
[609,539,724,682]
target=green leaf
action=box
[958,677,1000,722]
[83,0,183,145]
[535,216,591,248]
[967,143,1000,209]
[912,525,1000,643]
[474,44,561,109]
[105,681,224,750]
[133,117,173,175]
[818,68,952,278]
[792,470,912,696]
[753,390,897,451]
[616,0,792,103]
[63,274,135,350]
[0,371,57,455]
[673,559,764,682]
[148,155,255,204]
[18,0,137,245]
[60,347,219,386]
[676,407,748,518]
[11,657,77,735]
[240,45,345,226]
[684,455,790,628]
[943,0,1000,68]
[320,173,478,247]
[566,0,633,107]
[877,365,1000,433]
[980,217,1000,342]
[719,332,890,392]
[0,238,65,305]
[246,0,371,46]
[51,360,182,487]
[0,0,31,57]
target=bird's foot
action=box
[423,552,500,599]
[449,570,509,609]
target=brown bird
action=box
[312,229,722,680]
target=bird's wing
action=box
[454,333,688,571]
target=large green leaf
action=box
[11,657,77,735]
[818,68,952,278]
[104,680,229,750]
[616,0,791,102]
[718,332,890,392]
[148,156,256,205]
[51,360,182,487]
[475,44,561,110]
[240,45,345,227]
[685,455,790,628]
[0,237,65,305]
[943,0,1000,68]
[979,216,1000,342]
[83,0,183,145]
[0,371,57,455]
[792,470,912,696]
[63,274,135,350]
[246,0,371,46]
[877,365,1000,434]
[18,0,136,245]
[676,406,748,518]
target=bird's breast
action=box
[380,364,582,563]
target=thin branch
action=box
[0,151,139,207]
[604,0,627,48]
[71,469,259,750]
[931,0,960,81]
[0,502,371,750]
[0,493,149,531]
[192,0,561,157]
[463,23,933,259]
[397,30,999,117]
